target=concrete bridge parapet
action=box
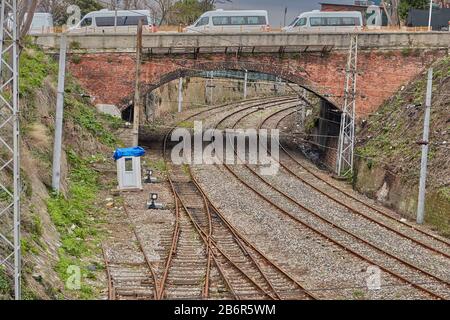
[34,32,450,54]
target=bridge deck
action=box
[33,32,450,54]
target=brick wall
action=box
[68,50,444,119]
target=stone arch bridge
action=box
[34,32,449,119]
[68,51,443,118]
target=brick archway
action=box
[69,51,443,117]
[141,60,339,109]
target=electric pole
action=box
[337,34,358,177]
[0,0,21,300]
[132,19,143,146]
[114,9,118,32]
[52,34,67,193]
[207,71,214,105]
[243,69,248,99]
[428,0,434,31]
[298,88,307,129]
[178,77,183,113]
[417,68,433,225]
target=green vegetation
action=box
[19,48,58,125]
[0,266,10,296]
[47,150,104,299]
[426,189,450,237]
[8,41,121,299]
[401,47,412,57]
[182,164,190,176]
[356,56,450,236]
[72,0,103,17]
[65,95,118,147]
[21,238,39,255]
[146,159,168,174]
[304,109,320,134]
[352,290,365,300]
[438,187,450,203]
[71,55,82,65]
[21,209,46,252]
[19,48,57,97]
[19,45,121,149]
[0,187,12,202]
[102,114,124,131]
[357,57,450,165]
[399,0,429,20]
[69,41,82,51]
[178,121,195,129]
[171,0,211,25]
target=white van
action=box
[70,9,152,33]
[283,10,363,32]
[185,9,270,33]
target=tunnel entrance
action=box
[280,99,342,172]
[121,104,134,123]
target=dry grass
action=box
[27,123,51,149]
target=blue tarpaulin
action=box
[113,147,146,161]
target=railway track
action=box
[106,94,449,300]
[160,96,317,300]
[101,96,297,300]
[102,205,158,300]
[159,176,219,300]
[189,168,318,300]
[168,165,271,300]
[258,108,450,287]
[151,96,298,300]
[204,100,450,299]
[262,108,450,255]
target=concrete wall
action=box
[34,32,450,53]
[355,159,450,236]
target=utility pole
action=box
[337,34,358,177]
[114,0,118,32]
[132,20,143,146]
[243,69,248,99]
[0,0,21,300]
[207,71,214,105]
[52,34,67,193]
[274,77,283,95]
[428,0,434,31]
[178,77,183,113]
[417,68,433,225]
[299,88,307,128]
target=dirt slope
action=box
[1,45,122,299]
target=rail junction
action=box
[101,96,450,300]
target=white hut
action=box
[114,147,145,191]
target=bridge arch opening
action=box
[139,60,340,113]
[133,63,342,171]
